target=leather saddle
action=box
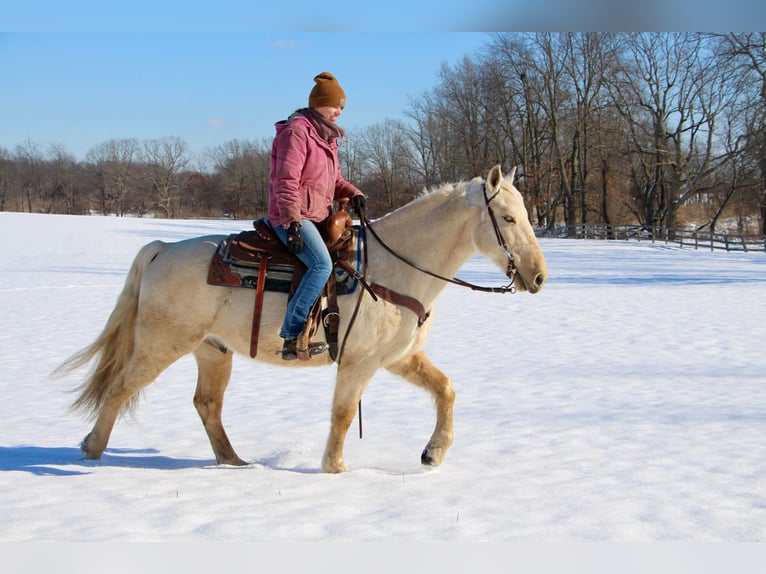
[206,207,357,359]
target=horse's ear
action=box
[487,164,503,190]
[508,166,517,185]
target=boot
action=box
[281,338,328,361]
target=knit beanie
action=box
[308,72,346,109]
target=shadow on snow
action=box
[0,445,213,476]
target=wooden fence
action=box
[540,224,766,253]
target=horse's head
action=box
[467,165,547,293]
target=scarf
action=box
[290,108,345,143]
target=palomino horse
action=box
[57,165,547,473]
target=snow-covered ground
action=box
[1,212,764,558]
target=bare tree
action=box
[718,32,766,234]
[558,33,620,226]
[402,93,447,189]
[487,33,554,226]
[13,140,44,213]
[608,33,732,232]
[531,33,576,227]
[338,130,365,196]
[432,57,493,179]
[0,147,10,211]
[358,119,414,211]
[208,139,269,218]
[247,139,272,217]
[142,136,189,218]
[46,144,80,214]
[403,57,495,187]
[85,139,141,215]
[182,171,213,216]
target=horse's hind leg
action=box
[192,339,247,466]
[386,350,455,467]
[81,348,182,460]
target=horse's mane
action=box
[415,177,477,201]
[377,177,480,222]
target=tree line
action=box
[1,33,764,235]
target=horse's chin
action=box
[513,274,529,293]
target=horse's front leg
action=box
[387,350,455,467]
[322,362,376,473]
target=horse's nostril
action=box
[534,273,546,287]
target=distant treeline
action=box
[1,33,764,234]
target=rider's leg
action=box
[273,218,333,341]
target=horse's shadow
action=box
[1,445,427,477]
[0,445,213,476]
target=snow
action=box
[1,211,765,560]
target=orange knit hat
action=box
[308,72,346,109]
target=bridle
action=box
[482,182,519,291]
[358,181,518,295]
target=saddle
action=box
[207,206,359,360]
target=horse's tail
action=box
[53,240,166,419]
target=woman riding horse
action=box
[268,71,366,360]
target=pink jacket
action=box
[268,115,362,228]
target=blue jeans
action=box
[273,219,333,339]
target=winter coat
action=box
[268,114,362,229]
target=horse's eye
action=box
[503,215,516,224]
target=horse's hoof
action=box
[80,433,102,460]
[322,457,349,474]
[421,448,436,466]
[218,456,248,467]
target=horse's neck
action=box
[371,188,477,292]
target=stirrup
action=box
[280,339,329,361]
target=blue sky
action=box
[2,2,760,161]
[1,32,493,160]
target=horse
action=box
[55,164,547,473]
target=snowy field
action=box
[1,211,765,567]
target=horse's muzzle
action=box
[515,269,547,294]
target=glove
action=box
[286,221,303,254]
[352,194,367,215]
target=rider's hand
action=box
[286,221,303,254]
[352,194,367,215]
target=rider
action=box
[268,71,366,361]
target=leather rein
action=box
[358,182,518,295]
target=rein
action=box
[358,183,518,295]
